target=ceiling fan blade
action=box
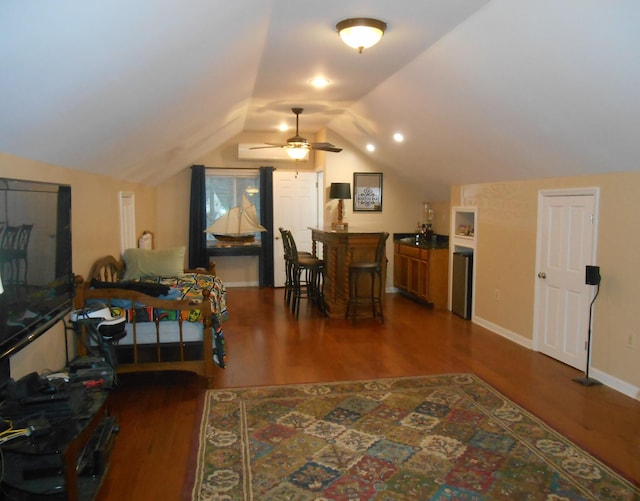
[311,142,343,153]
[253,109,342,153]
[249,143,285,149]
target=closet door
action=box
[534,190,598,370]
[273,171,320,287]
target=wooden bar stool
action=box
[13,224,33,285]
[345,232,389,323]
[282,229,325,318]
[279,227,312,309]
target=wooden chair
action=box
[281,229,325,318]
[13,224,33,285]
[279,227,312,309]
[345,232,389,323]
[88,255,124,282]
[0,225,20,284]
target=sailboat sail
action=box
[205,194,266,238]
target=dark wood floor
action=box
[97,287,640,500]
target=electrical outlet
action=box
[628,332,637,350]
[494,288,501,302]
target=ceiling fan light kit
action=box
[250,107,342,161]
[286,143,310,160]
[336,18,387,53]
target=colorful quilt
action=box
[106,273,227,324]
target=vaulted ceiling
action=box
[2,1,639,200]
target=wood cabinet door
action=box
[408,257,421,295]
[418,259,429,301]
[428,249,449,309]
[394,252,409,290]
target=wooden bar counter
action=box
[310,227,387,318]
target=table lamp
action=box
[330,182,351,229]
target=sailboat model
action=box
[205,194,266,243]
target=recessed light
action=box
[278,123,288,132]
[366,143,376,152]
[393,132,404,143]
[309,76,330,89]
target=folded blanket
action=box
[90,279,170,297]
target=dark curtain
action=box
[259,166,275,287]
[188,165,207,268]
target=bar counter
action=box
[310,227,387,318]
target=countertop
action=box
[393,233,449,250]
[309,226,387,235]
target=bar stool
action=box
[345,232,389,323]
[0,225,20,284]
[282,229,325,318]
[279,227,311,309]
[13,224,33,285]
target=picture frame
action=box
[353,172,383,211]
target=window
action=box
[205,169,262,241]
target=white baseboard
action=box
[588,368,640,401]
[473,315,533,350]
[472,315,639,401]
[224,281,259,287]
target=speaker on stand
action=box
[573,265,602,386]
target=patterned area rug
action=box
[189,374,639,500]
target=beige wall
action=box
[157,131,445,287]
[452,171,640,394]
[156,132,325,285]
[0,153,157,378]
[6,147,637,397]
[327,132,447,279]
[323,131,445,288]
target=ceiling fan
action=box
[251,108,343,160]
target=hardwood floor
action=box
[97,287,640,500]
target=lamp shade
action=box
[330,182,351,200]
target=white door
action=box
[534,190,598,370]
[273,171,320,287]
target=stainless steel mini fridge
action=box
[452,251,473,319]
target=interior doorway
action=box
[533,188,599,370]
[273,171,321,287]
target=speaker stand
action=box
[572,375,601,386]
[573,282,601,387]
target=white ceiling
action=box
[2,1,639,200]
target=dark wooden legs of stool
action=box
[280,227,326,318]
[291,264,326,319]
[345,267,384,323]
[345,232,389,323]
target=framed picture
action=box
[353,172,383,211]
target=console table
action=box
[310,227,387,318]
[1,389,116,501]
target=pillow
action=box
[122,247,185,280]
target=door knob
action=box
[538,272,546,279]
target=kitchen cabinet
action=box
[393,241,448,308]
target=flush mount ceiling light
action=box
[336,18,387,53]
